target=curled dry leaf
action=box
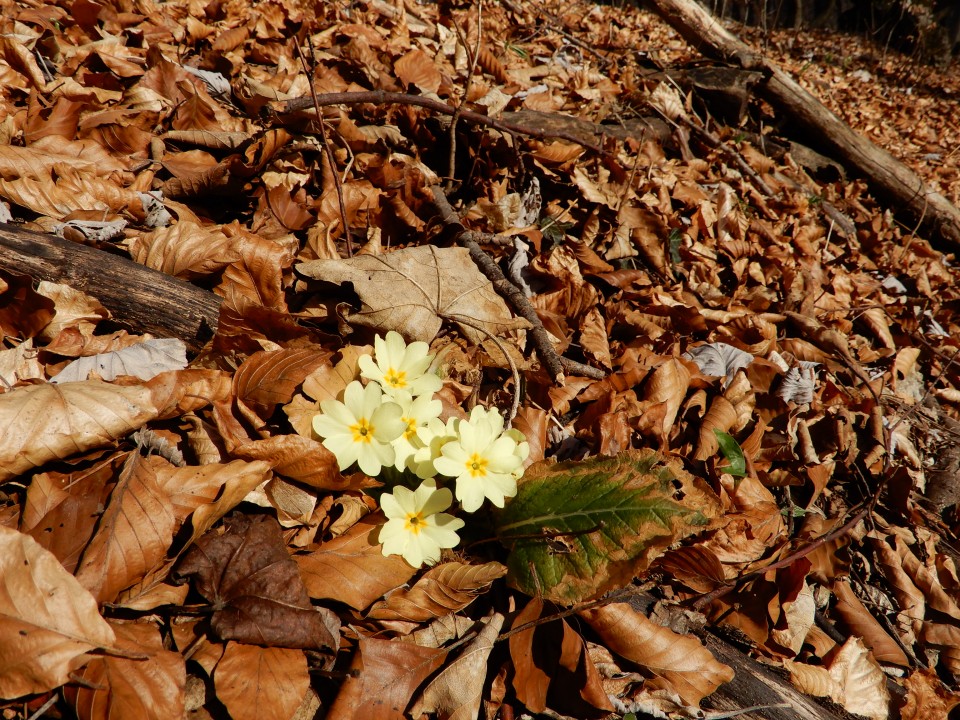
[129,221,240,280]
[580,602,734,707]
[785,637,889,720]
[214,642,309,720]
[367,561,507,622]
[0,525,117,699]
[65,620,185,720]
[410,613,505,720]
[53,338,188,383]
[232,348,332,418]
[296,245,529,344]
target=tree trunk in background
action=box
[644,0,960,252]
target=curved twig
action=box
[280,90,605,155]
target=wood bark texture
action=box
[0,223,221,354]
[644,0,960,250]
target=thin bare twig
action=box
[294,42,353,256]
[446,2,483,192]
[281,90,605,155]
[429,186,606,385]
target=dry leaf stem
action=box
[281,91,604,154]
[429,186,606,385]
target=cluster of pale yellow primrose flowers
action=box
[312,332,529,568]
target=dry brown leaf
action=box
[214,643,309,720]
[297,514,417,610]
[394,48,442,93]
[233,348,332,418]
[580,602,734,706]
[367,561,506,622]
[786,637,889,720]
[74,453,176,605]
[410,612,505,720]
[296,245,528,343]
[65,620,185,720]
[0,380,162,484]
[230,433,355,490]
[832,579,909,666]
[129,221,240,279]
[900,668,960,720]
[0,526,116,698]
[327,635,446,720]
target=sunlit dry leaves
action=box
[214,642,309,720]
[173,514,339,650]
[230,433,355,490]
[74,453,176,605]
[785,637,889,720]
[510,597,614,715]
[0,526,116,699]
[21,455,124,573]
[900,669,960,720]
[410,613,505,720]
[580,602,734,707]
[129,221,240,280]
[297,245,528,343]
[394,49,442,94]
[367,561,506,622]
[327,635,446,720]
[65,620,185,720]
[0,379,165,483]
[832,579,909,666]
[297,514,417,610]
[35,280,109,342]
[233,348,332,418]
[53,338,188,383]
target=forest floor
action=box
[1,0,960,719]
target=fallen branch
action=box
[644,0,960,251]
[0,223,221,354]
[280,90,606,155]
[428,187,606,385]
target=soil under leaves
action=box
[1,0,960,718]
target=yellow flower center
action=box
[403,416,417,440]
[467,453,488,478]
[384,368,407,388]
[405,512,425,535]
[350,418,374,444]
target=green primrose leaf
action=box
[494,450,722,605]
[713,430,746,477]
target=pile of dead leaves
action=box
[1,0,960,718]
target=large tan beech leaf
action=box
[214,642,309,720]
[0,370,230,484]
[0,526,116,699]
[580,602,734,707]
[296,245,529,344]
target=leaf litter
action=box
[0,0,959,718]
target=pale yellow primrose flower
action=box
[390,390,442,471]
[378,480,465,567]
[358,331,442,398]
[313,380,406,476]
[433,406,523,512]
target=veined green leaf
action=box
[713,429,747,477]
[495,449,722,605]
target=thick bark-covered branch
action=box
[0,223,221,354]
[644,0,960,250]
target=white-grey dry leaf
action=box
[507,238,534,298]
[881,275,907,294]
[52,338,188,383]
[684,342,754,383]
[182,64,231,97]
[0,200,12,223]
[54,219,127,244]
[516,177,542,228]
[475,87,513,117]
[778,360,820,405]
[138,191,172,228]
